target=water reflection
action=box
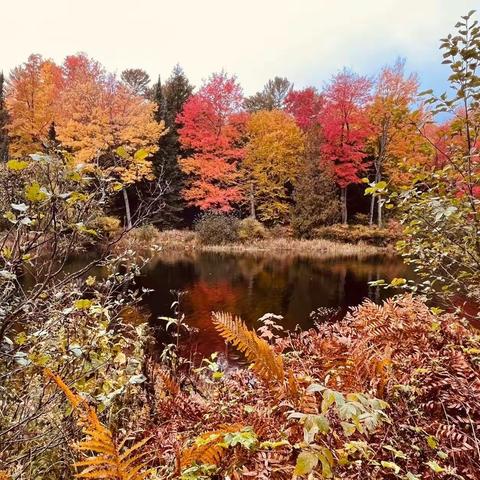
[139,251,409,359]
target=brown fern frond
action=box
[212,312,285,384]
[156,369,180,396]
[180,423,245,468]
[45,369,151,480]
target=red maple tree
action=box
[177,72,247,212]
[320,69,372,223]
[285,87,323,131]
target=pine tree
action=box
[152,65,193,227]
[291,129,340,238]
[0,72,9,161]
[245,77,292,112]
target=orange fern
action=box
[180,423,245,468]
[212,312,285,384]
[45,368,151,480]
[157,369,180,396]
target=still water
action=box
[139,251,409,360]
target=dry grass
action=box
[116,228,391,260]
[202,237,389,259]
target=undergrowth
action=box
[43,295,480,479]
[139,295,479,479]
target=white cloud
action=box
[1,0,477,94]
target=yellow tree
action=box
[56,54,163,164]
[6,53,164,227]
[243,109,304,224]
[56,54,164,227]
[367,59,421,226]
[6,54,63,156]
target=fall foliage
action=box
[320,69,373,224]
[177,72,247,212]
[243,109,304,223]
[6,53,163,165]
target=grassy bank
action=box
[202,237,389,259]
[116,227,394,259]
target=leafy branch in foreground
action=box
[45,368,151,480]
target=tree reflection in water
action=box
[140,251,409,361]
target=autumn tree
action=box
[151,65,193,227]
[6,54,63,157]
[285,87,323,131]
[243,109,304,224]
[0,72,8,161]
[56,54,163,160]
[367,59,419,226]
[321,69,372,224]
[121,68,151,97]
[245,77,292,112]
[177,72,247,212]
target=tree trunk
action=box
[369,195,375,226]
[376,170,383,228]
[249,183,256,219]
[377,184,383,228]
[123,188,132,230]
[341,186,348,225]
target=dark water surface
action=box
[139,251,409,360]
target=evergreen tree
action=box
[291,130,340,238]
[0,72,9,161]
[245,77,292,112]
[152,65,193,227]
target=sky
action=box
[1,0,479,95]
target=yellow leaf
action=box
[25,182,48,202]
[7,159,30,171]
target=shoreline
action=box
[118,228,397,260]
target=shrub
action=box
[194,213,240,245]
[237,217,267,242]
[314,223,399,246]
[131,224,161,244]
[94,215,122,237]
[352,212,369,225]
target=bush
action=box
[194,213,240,245]
[314,223,400,246]
[130,224,161,244]
[237,217,267,242]
[93,215,122,237]
[352,212,369,225]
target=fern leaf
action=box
[45,368,151,480]
[156,369,180,396]
[212,312,285,384]
[180,423,245,468]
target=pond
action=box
[139,251,409,361]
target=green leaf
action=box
[74,299,93,311]
[294,451,318,475]
[341,421,356,436]
[25,182,48,202]
[427,435,438,449]
[405,472,421,480]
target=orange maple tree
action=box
[6,53,163,166]
[6,54,63,156]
